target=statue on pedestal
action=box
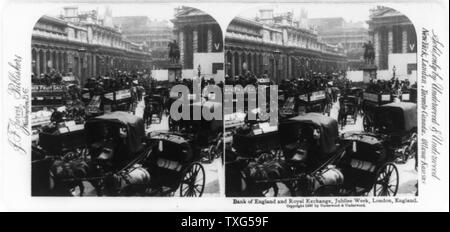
[363,41,375,65]
[168,40,180,64]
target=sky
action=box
[48,4,178,22]
[47,3,375,28]
[238,4,374,27]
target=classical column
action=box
[42,50,47,74]
[78,55,82,80]
[68,52,72,74]
[179,30,185,66]
[92,55,97,77]
[237,52,243,75]
[287,56,292,79]
[64,52,69,73]
[402,27,408,53]
[230,52,235,77]
[48,50,53,71]
[55,51,59,71]
[246,53,251,72]
[59,51,63,72]
[207,26,213,53]
[374,31,380,67]
[254,53,259,75]
[52,50,56,71]
[388,27,393,54]
[36,49,41,76]
[252,53,257,74]
[192,27,198,53]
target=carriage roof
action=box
[377,102,417,131]
[148,131,190,145]
[89,111,144,126]
[85,111,145,153]
[341,131,384,145]
[147,131,194,162]
[155,86,167,90]
[281,113,339,154]
[146,94,163,101]
[288,113,338,131]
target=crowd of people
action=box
[31,69,65,85]
[32,69,154,133]
[366,77,415,95]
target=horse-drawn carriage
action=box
[226,113,401,197]
[33,111,206,197]
[169,100,223,163]
[32,84,67,111]
[365,102,418,164]
[144,94,165,126]
[104,88,134,112]
[84,88,135,118]
[338,87,364,127]
[279,88,328,120]
[231,123,280,160]
[400,87,417,103]
[361,91,393,132]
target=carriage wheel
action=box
[179,162,205,197]
[373,162,399,196]
[363,115,372,132]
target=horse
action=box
[169,42,180,63]
[225,149,295,197]
[363,43,375,64]
[49,157,105,196]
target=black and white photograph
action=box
[224,5,419,197]
[30,4,223,197]
[0,0,448,212]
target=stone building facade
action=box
[171,6,223,79]
[368,6,417,80]
[113,16,173,69]
[31,7,152,86]
[308,18,369,70]
[225,9,348,83]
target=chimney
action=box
[63,6,78,21]
[259,9,274,20]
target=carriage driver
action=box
[287,127,319,168]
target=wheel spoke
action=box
[181,187,188,196]
[194,178,203,185]
[376,188,383,196]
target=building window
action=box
[407,63,417,74]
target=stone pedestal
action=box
[361,63,377,83]
[165,63,182,82]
